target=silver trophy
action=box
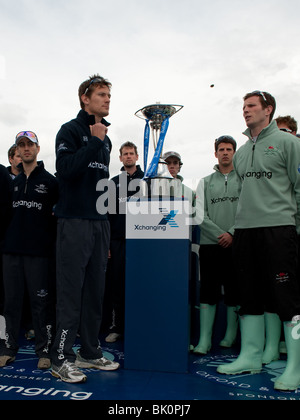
[135,103,183,197]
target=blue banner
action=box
[144,117,170,178]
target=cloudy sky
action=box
[0,0,299,189]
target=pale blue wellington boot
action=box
[217,314,264,375]
[219,306,239,348]
[274,320,300,391]
[193,304,216,355]
[262,312,281,365]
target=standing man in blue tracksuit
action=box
[51,74,120,383]
[0,165,13,316]
[105,141,144,343]
[0,131,58,370]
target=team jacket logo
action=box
[57,143,68,153]
[35,184,48,194]
[264,146,280,155]
[37,289,48,298]
[158,208,179,228]
[275,272,289,284]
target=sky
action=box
[0,0,300,190]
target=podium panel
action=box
[124,199,191,373]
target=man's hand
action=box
[90,122,108,141]
[218,232,233,248]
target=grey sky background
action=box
[1,0,299,189]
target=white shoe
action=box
[75,350,120,371]
[51,361,87,383]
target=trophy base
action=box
[140,177,182,198]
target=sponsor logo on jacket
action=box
[211,196,239,204]
[88,161,108,171]
[241,171,273,180]
[13,200,43,210]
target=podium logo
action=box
[158,208,179,228]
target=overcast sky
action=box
[1,0,299,189]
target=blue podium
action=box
[124,198,191,373]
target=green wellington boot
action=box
[274,320,300,391]
[193,304,216,355]
[217,314,264,375]
[219,306,238,348]
[262,312,281,365]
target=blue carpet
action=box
[0,332,298,404]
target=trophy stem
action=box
[151,126,158,150]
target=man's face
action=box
[165,157,180,177]
[16,138,39,164]
[243,95,271,131]
[215,142,235,168]
[83,86,111,118]
[9,151,22,170]
[120,147,138,169]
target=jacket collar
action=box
[77,109,111,127]
[213,164,234,175]
[18,160,44,176]
[120,165,144,178]
[243,120,278,142]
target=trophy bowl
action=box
[135,103,183,197]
